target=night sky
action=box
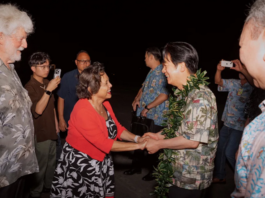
[5,0,252,90]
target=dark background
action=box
[4,0,252,94]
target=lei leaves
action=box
[152,69,209,198]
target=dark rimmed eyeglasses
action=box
[35,65,52,70]
[77,60,91,64]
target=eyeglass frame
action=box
[35,65,53,70]
[76,60,91,64]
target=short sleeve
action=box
[218,79,236,92]
[182,93,214,143]
[57,74,68,99]
[24,84,41,118]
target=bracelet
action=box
[134,135,140,143]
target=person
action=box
[0,4,39,198]
[56,50,91,161]
[51,62,147,198]
[212,60,253,183]
[144,42,219,198]
[24,52,61,198]
[57,50,91,132]
[232,0,265,197]
[123,47,169,181]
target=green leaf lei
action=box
[152,69,209,198]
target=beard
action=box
[4,39,24,63]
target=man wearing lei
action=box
[144,42,219,198]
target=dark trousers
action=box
[131,125,164,171]
[168,185,206,198]
[0,175,28,198]
[213,125,243,179]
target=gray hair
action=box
[0,4,33,35]
[246,0,265,39]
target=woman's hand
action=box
[138,140,147,150]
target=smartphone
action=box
[54,69,61,78]
[221,60,233,68]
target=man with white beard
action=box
[0,4,38,198]
[232,0,265,197]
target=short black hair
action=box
[162,42,198,74]
[76,50,90,60]
[76,62,105,99]
[146,47,161,61]
[28,52,51,67]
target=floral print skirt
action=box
[50,142,115,198]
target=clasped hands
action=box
[137,132,165,154]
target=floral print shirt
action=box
[0,60,38,187]
[136,64,169,126]
[172,85,219,190]
[218,79,253,131]
[232,101,265,198]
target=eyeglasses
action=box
[35,65,52,70]
[77,60,91,64]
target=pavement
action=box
[39,84,235,198]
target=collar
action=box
[0,59,14,70]
[259,99,265,112]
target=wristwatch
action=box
[145,105,150,111]
[45,90,52,96]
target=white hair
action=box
[0,4,33,35]
[246,0,265,38]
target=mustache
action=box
[18,47,24,51]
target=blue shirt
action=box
[218,79,253,131]
[232,101,265,198]
[57,69,79,124]
[137,64,169,126]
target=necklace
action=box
[89,100,104,114]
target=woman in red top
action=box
[51,62,147,198]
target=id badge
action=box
[237,88,243,96]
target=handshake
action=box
[137,132,165,154]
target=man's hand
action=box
[141,108,148,117]
[59,119,68,132]
[146,139,160,154]
[137,136,150,143]
[143,132,165,140]
[217,61,225,71]
[230,59,246,72]
[46,77,61,92]
[132,99,140,111]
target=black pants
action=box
[168,185,207,198]
[168,186,207,198]
[131,125,164,171]
[0,175,28,198]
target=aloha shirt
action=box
[136,64,169,126]
[0,60,38,188]
[171,85,219,190]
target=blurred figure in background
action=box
[123,47,168,181]
[25,52,61,198]
[213,59,253,184]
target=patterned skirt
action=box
[50,142,115,198]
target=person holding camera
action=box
[212,59,253,184]
[24,52,61,198]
